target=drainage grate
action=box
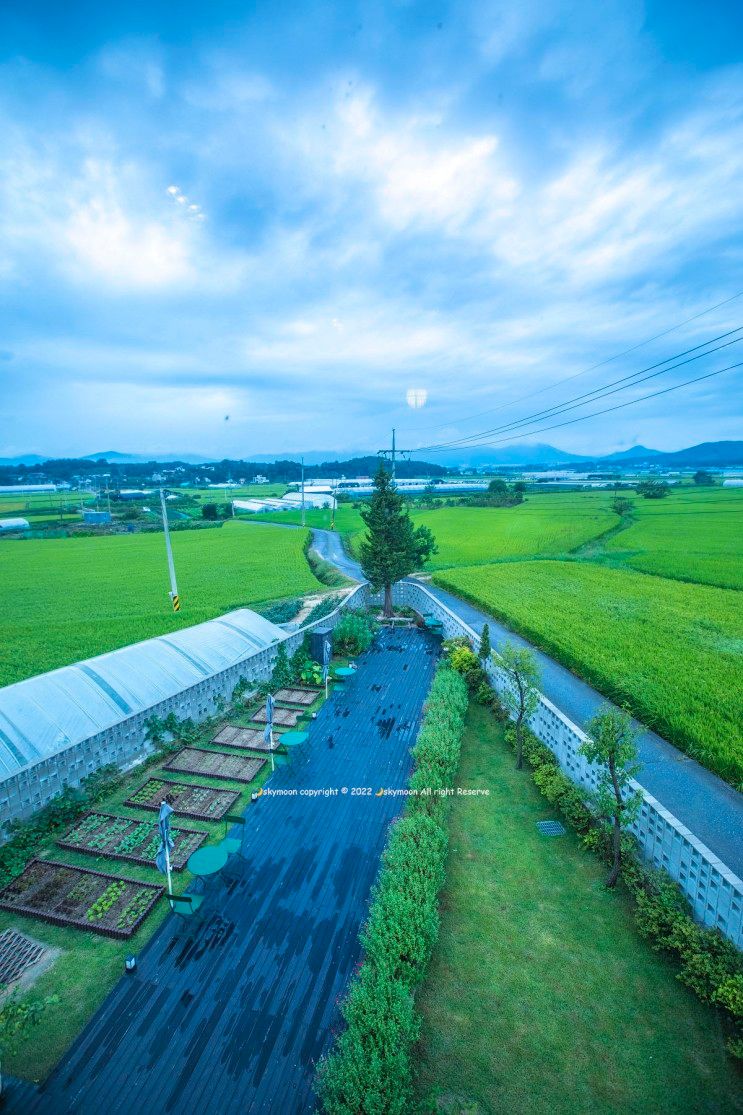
[0,928,49,987]
[536,820,566,837]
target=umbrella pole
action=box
[165,840,173,904]
[270,729,274,772]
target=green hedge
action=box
[316,664,468,1112]
[504,707,743,1060]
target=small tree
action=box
[580,707,642,888]
[478,623,491,662]
[610,496,634,516]
[693,470,716,486]
[359,465,437,616]
[636,479,670,499]
[202,503,218,520]
[499,643,540,769]
[488,478,508,497]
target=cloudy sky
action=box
[1,0,742,461]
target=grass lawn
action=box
[0,690,325,1083]
[0,521,322,686]
[433,561,743,787]
[414,705,742,1115]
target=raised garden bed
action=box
[0,860,163,939]
[57,811,207,870]
[124,778,239,821]
[162,748,266,784]
[273,687,321,706]
[251,706,305,728]
[212,725,282,752]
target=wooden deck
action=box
[19,628,438,1115]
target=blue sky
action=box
[1,0,742,460]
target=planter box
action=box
[0,859,163,939]
[212,725,282,752]
[272,688,321,706]
[124,778,239,820]
[162,748,266,784]
[57,811,207,870]
[251,706,304,728]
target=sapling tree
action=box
[359,465,437,616]
[478,623,491,662]
[499,643,540,770]
[580,707,642,889]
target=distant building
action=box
[82,510,112,524]
[722,479,743,487]
[0,517,30,531]
[117,489,154,501]
[0,484,56,495]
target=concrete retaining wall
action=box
[384,579,743,949]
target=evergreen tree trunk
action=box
[606,817,621,888]
[383,582,393,617]
[606,752,622,888]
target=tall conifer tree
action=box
[359,465,437,616]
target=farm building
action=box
[0,517,29,532]
[0,484,56,495]
[82,509,112,524]
[0,608,286,827]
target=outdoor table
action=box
[187,844,229,878]
[280,730,309,747]
[334,667,356,680]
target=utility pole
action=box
[301,456,305,528]
[377,428,413,481]
[159,488,181,612]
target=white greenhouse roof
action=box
[0,609,285,779]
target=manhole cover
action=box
[0,928,50,987]
[536,820,566,837]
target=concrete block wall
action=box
[390,580,743,949]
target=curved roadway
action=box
[310,527,743,880]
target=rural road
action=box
[311,528,743,880]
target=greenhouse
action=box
[0,608,285,824]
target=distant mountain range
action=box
[1,440,742,470]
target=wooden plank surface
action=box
[20,629,439,1115]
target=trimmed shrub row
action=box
[316,664,469,1113]
[505,706,743,1061]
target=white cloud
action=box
[64,161,193,288]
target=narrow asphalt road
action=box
[311,529,743,880]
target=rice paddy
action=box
[0,521,321,686]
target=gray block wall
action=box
[386,579,743,950]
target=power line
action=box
[414,329,743,454]
[420,360,743,454]
[403,289,743,434]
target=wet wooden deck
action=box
[20,628,438,1114]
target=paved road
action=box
[311,529,743,880]
[17,629,439,1115]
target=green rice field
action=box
[433,560,743,787]
[0,521,321,686]
[414,495,618,569]
[603,487,743,589]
